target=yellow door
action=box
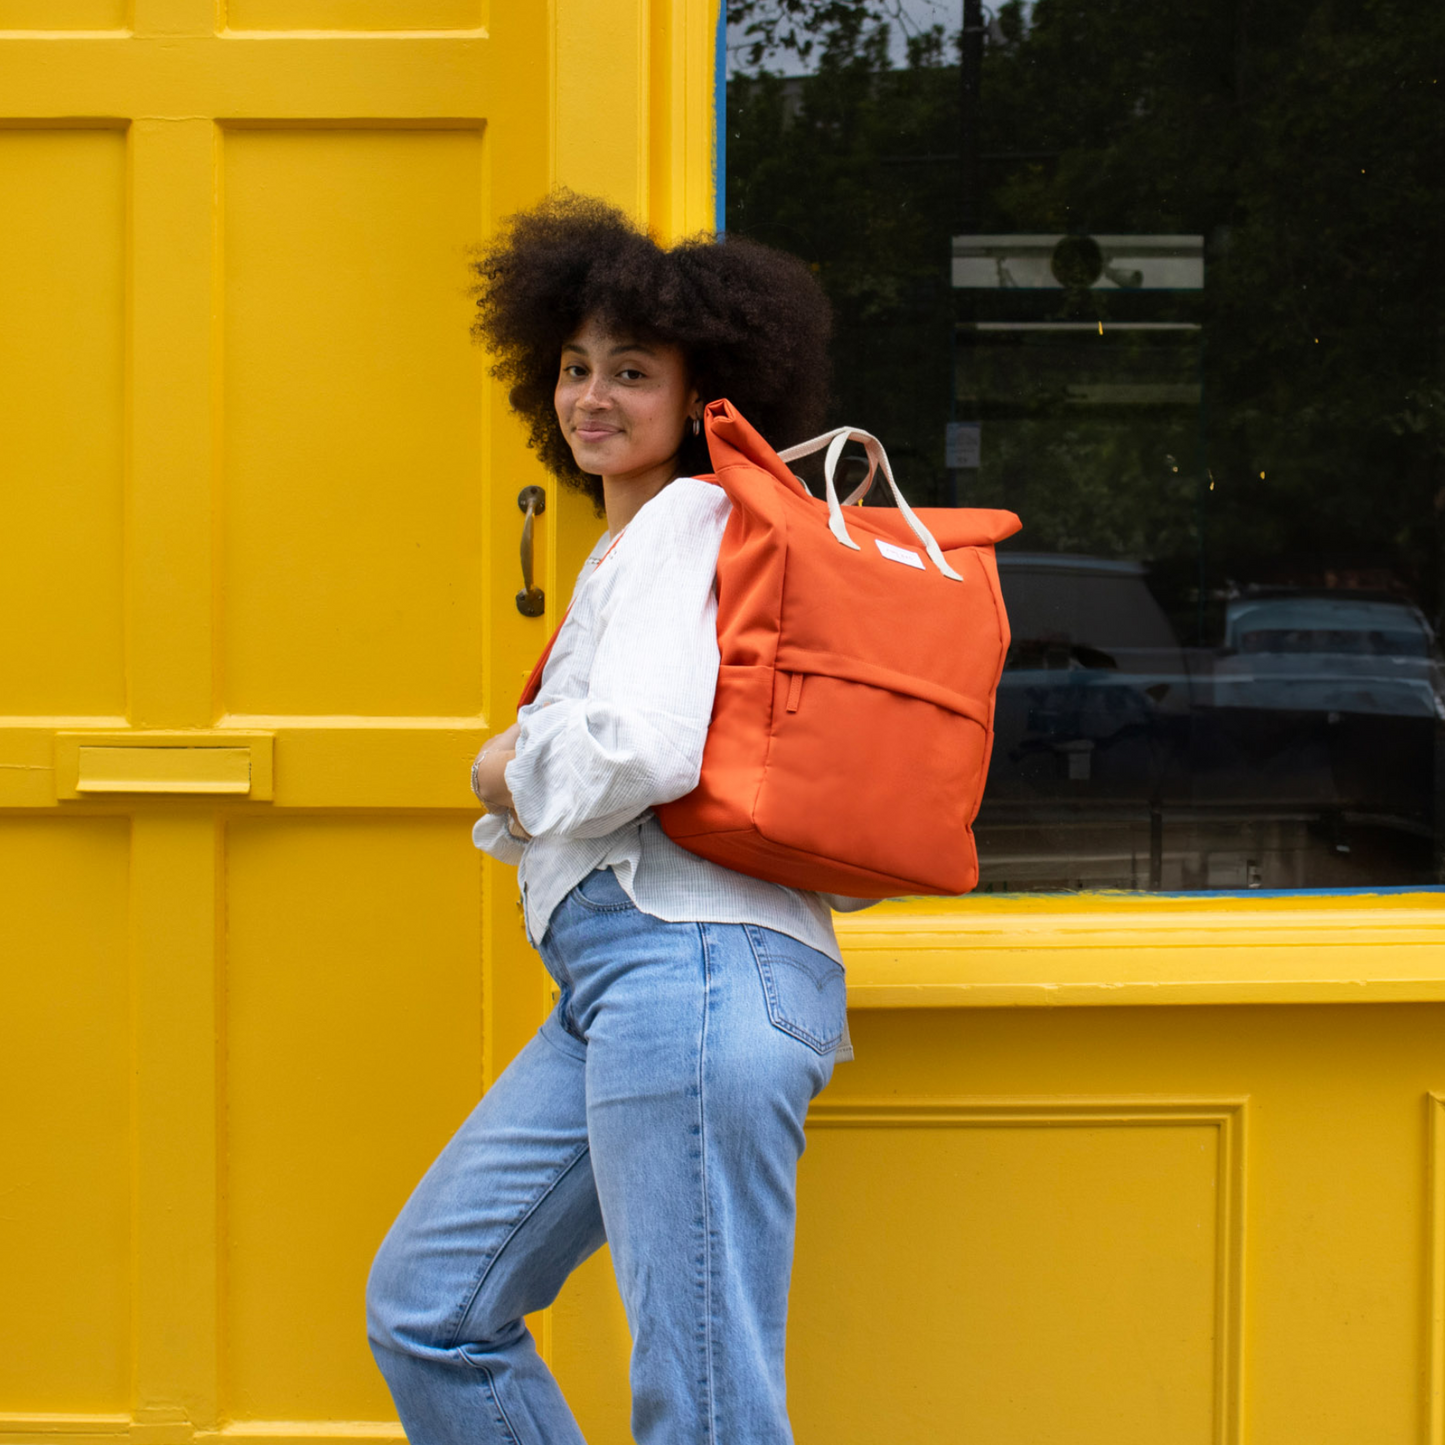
[0,3,714,1441]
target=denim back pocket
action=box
[744,925,847,1055]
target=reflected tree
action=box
[726,0,1445,635]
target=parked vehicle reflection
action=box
[1213,594,1445,720]
[975,557,1444,891]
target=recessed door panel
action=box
[0,819,131,1409]
[0,129,126,719]
[221,128,487,719]
[224,816,484,1419]
[791,1110,1227,1444]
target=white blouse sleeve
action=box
[504,480,730,841]
[471,809,526,864]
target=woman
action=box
[366,193,861,1445]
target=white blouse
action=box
[472,475,867,968]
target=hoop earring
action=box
[691,415,701,437]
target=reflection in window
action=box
[727,0,1445,890]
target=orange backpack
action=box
[522,399,1020,898]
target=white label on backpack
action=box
[875,538,925,570]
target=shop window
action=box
[726,0,1445,892]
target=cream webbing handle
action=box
[777,427,963,581]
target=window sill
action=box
[837,890,1445,1008]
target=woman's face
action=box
[554,316,699,484]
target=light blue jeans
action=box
[366,867,847,1444]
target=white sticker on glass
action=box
[875,538,925,570]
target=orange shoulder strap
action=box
[517,613,566,710]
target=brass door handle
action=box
[516,486,546,617]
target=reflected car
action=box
[988,553,1188,798]
[1211,593,1445,721]
[1189,590,1445,859]
[977,565,1444,891]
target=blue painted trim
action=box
[1163,885,1445,900]
[714,0,727,234]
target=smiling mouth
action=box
[575,425,618,441]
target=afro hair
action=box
[470,191,832,510]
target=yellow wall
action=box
[4,6,1445,1445]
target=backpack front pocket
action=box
[755,671,987,893]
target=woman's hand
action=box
[471,723,520,813]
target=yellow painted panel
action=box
[127,115,216,728]
[0,1,125,26]
[224,817,485,1419]
[228,722,478,808]
[550,1247,633,1442]
[226,0,484,28]
[0,34,495,119]
[790,1109,1226,1444]
[821,1005,1440,1445]
[0,130,125,719]
[0,819,130,1410]
[221,129,487,719]
[554,0,645,219]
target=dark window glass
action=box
[727,0,1445,892]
